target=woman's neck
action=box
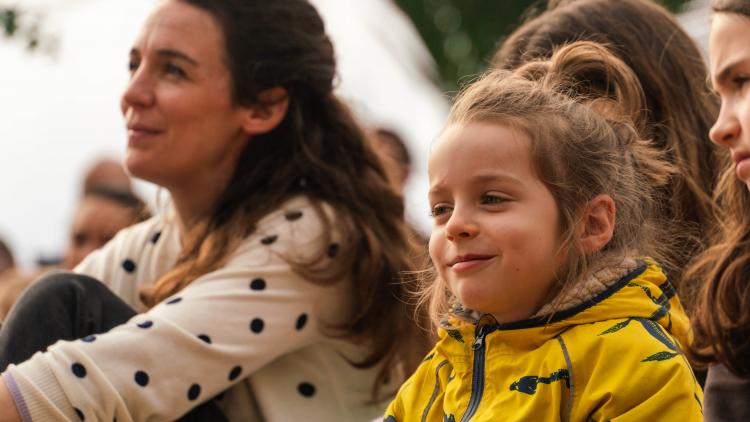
[169,184,221,243]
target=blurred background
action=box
[0,0,707,271]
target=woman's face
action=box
[710,12,750,190]
[121,0,249,192]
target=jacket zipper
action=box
[460,323,497,422]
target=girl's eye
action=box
[481,194,508,205]
[165,63,187,78]
[430,204,452,218]
[732,75,750,90]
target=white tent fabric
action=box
[678,0,711,61]
[0,0,447,268]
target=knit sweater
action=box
[3,196,390,421]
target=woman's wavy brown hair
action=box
[422,41,674,326]
[137,0,428,396]
[494,0,720,288]
[685,0,750,376]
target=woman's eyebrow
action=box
[128,47,199,67]
[156,49,199,66]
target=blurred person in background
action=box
[0,241,13,277]
[62,185,150,270]
[372,128,412,195]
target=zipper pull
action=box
[472,325,488,350]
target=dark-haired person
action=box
[688,1,750,420]
[494,0,720,289]
[0,240,13,277]
[0,0,425,421]
[62,185,150,270]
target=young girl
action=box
[384,41,703,421]
[688,0,750,420]
[494,0,720,292]
[0,0,425,421]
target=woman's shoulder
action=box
[235,195,346,260]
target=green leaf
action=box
[446,329,464,343]
[599,318,632,335]
[641,351,678,362]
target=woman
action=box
[0,0,425,420]
[689,1,750,420]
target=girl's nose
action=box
[710,101,741,146]
[445,209,479,241]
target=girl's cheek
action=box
[428,232,442,265]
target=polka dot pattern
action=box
[228,366,242,381]
[137,321,153,329]
[188,384,201,401]
[122,259,137,273]
[261,235,278,245]
[166,297,182,305]
[198,334,212,344]
[327,243,340,258]
[134,371,149,387]
[72,363,87,378]
[284,210,304,221]
[250,318,265,334]
[298,382,316,397]
[296,314,308,331]
[249,278,266,291]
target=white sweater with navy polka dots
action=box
[3,196,391,421]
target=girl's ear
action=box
[238,87,289,135]
[578,194,616,254]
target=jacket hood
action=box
[440,259,690,353]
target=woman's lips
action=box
[126,125,163,146]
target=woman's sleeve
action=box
[4,201,347,422]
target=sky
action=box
[0,0,449,269]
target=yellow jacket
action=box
[385,260,702,421]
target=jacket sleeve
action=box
[571,319,704,422]
[4,201,349,422]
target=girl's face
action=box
[121,0,250,192]
[710,12,750,190]
[428,122,564,323]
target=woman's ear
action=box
[239,87,289,135]
[578,194,616,254]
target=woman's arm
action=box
[0,379,21,422]
[4,198,345,421]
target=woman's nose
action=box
[120,68,155,113]
[710,101,741,146]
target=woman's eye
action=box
[128,60,139,73]
[165,63,187,78]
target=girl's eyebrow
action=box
[428,173,522,196]
[471,173,523,185]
